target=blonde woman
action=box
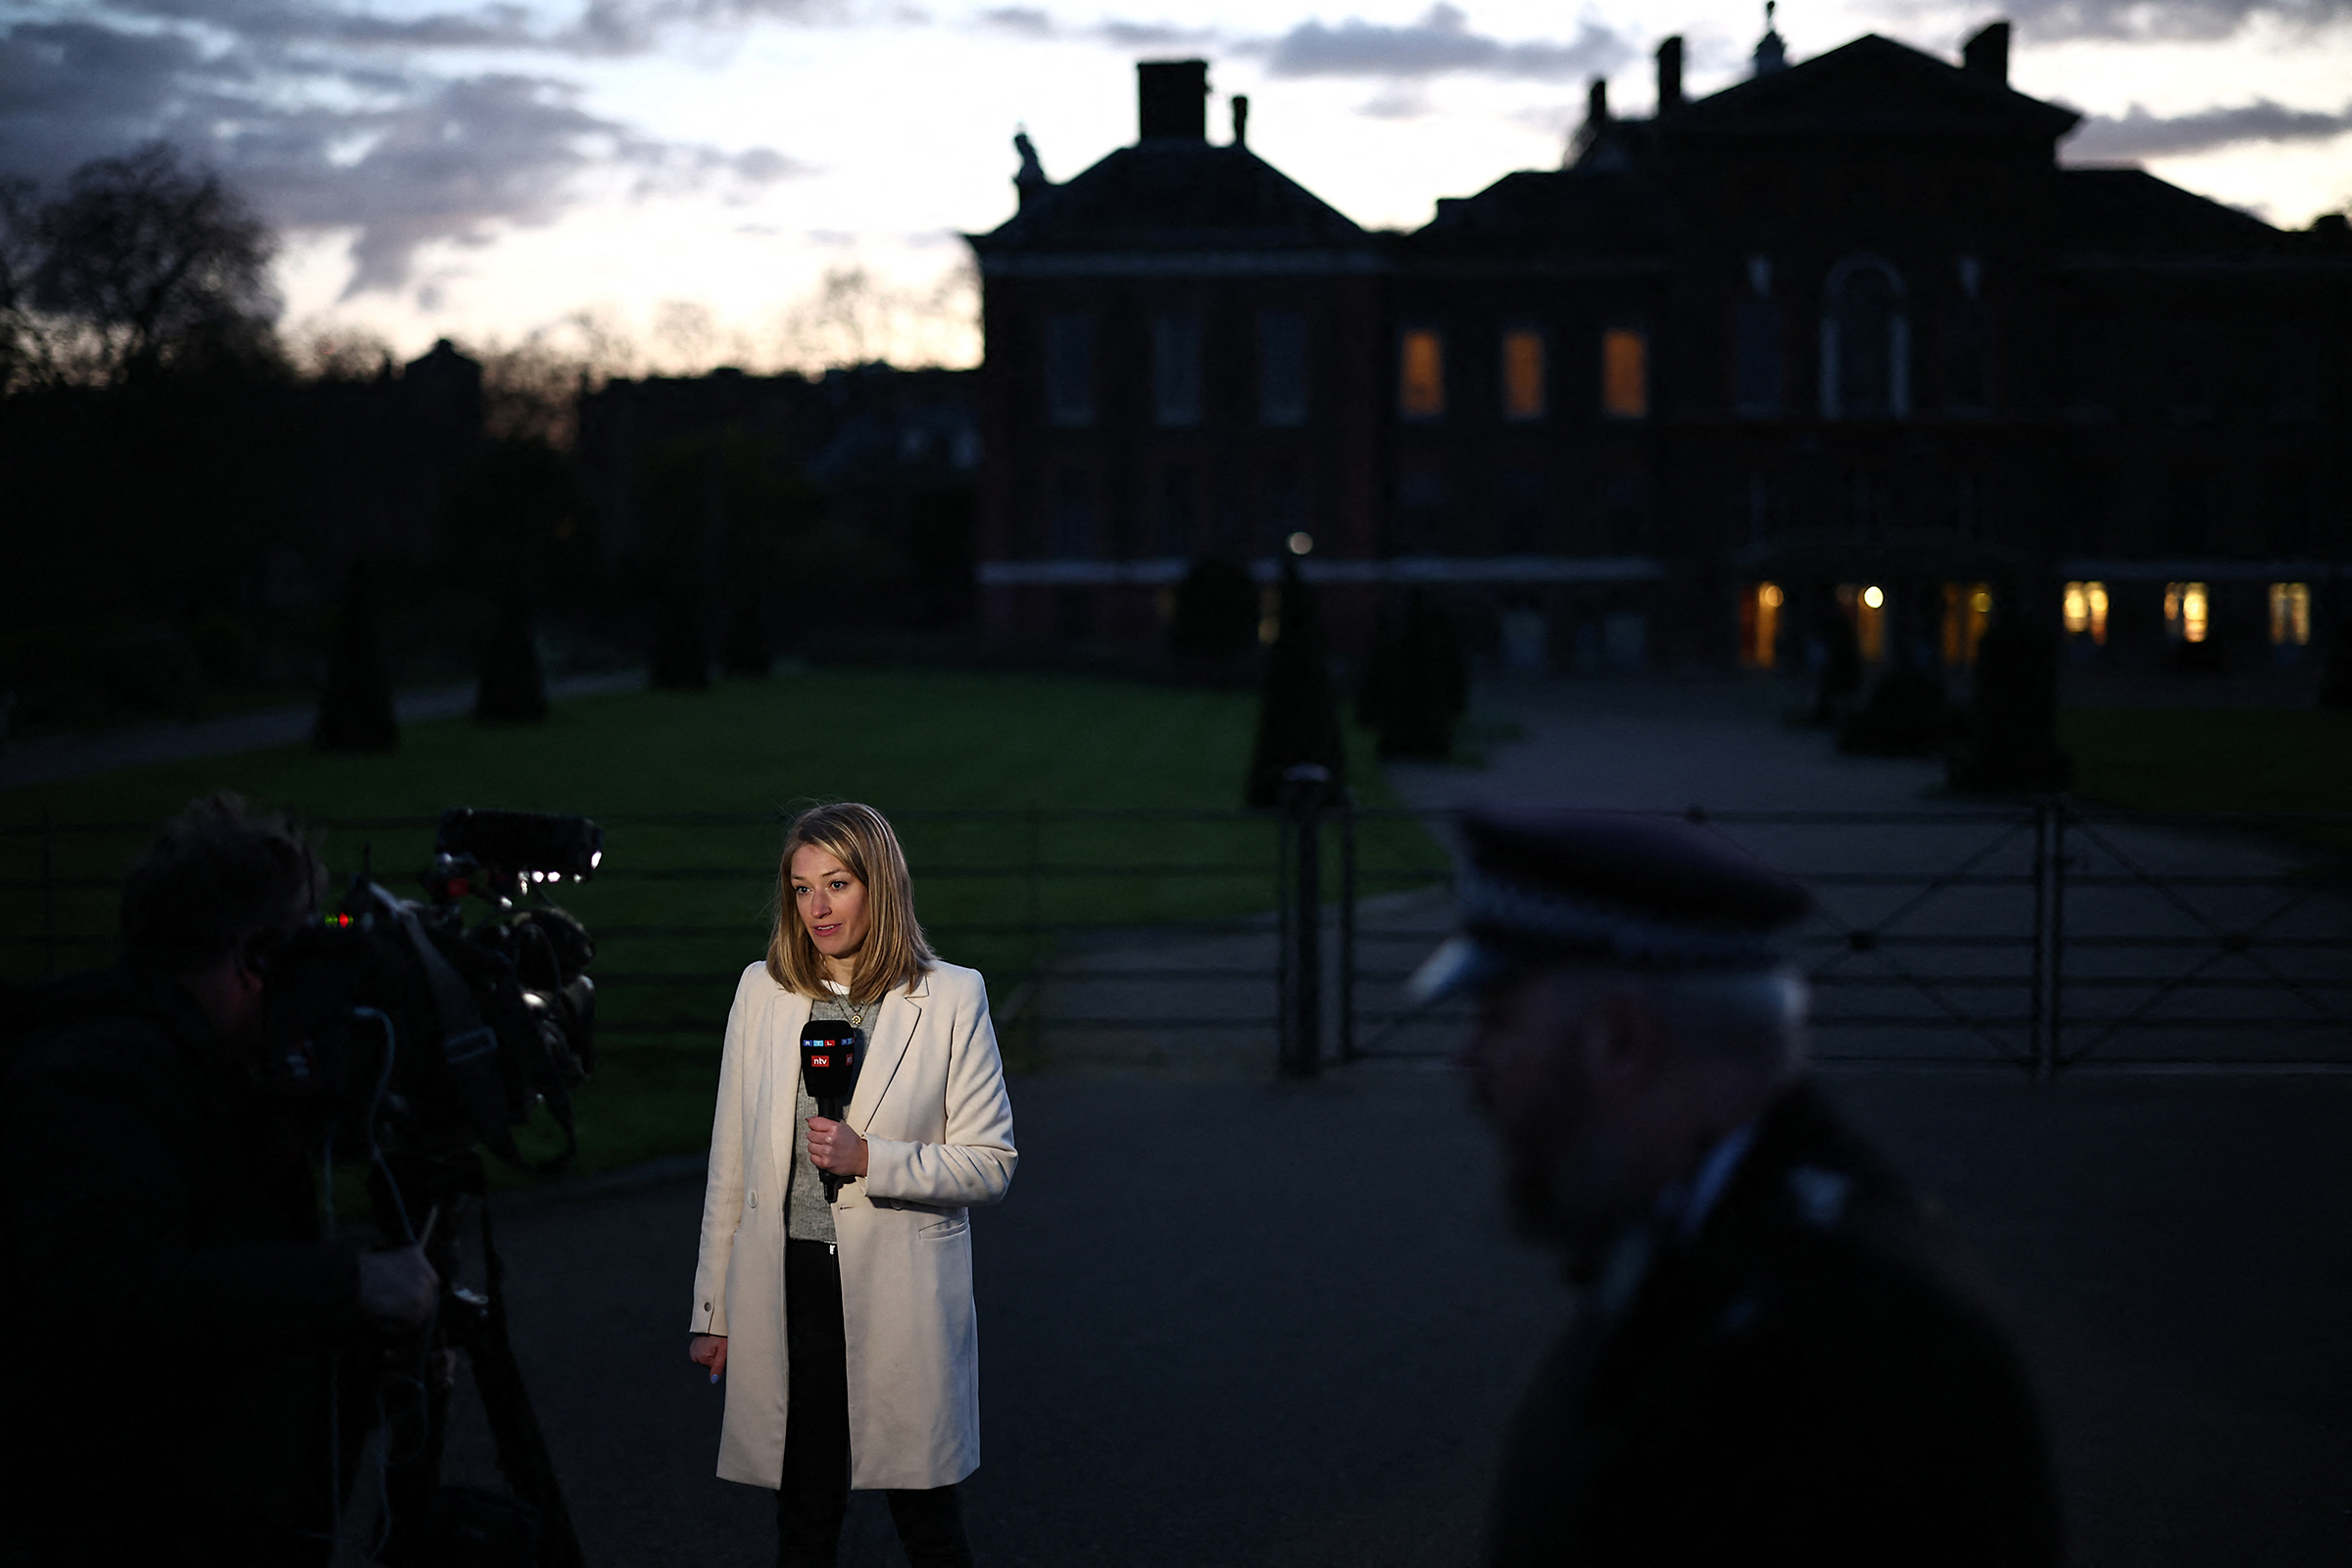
[688,803,1017,1567]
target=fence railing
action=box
[7,800,2347,1078]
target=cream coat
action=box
[689,959,1017,1491]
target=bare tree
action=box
[22,142,279,385]
[773,259,980,374]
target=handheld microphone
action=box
[800,1019,859,1201]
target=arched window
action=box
[1821,257,1909,419]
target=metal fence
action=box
[7,801,2347,1077]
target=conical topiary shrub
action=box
[1948,617,2071,793]
[650,580,710,692]
[1811,607,1865,725]
[1168,557,1258,682]
[475,566,550,723]
[1361,590,1468,759]
[719,581,772,679]
[1245,553,1348,808]
[316,559,399,753]
[1838,663,1961,758]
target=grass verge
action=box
[3,668,1446,1180]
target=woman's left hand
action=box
[807,1116,868,1177]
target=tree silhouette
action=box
[1948,617,2071,793]
[6,143,276,388]
[1359,590,1467,759]
[1245,554,1348,808]
[650,579,711,691]
[475,566,550,723]
[316,561,399,753]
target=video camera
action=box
[259,808,606,1568]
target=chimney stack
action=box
[1232,93,1250,147]
[1588,76,1610,126]
[1656,36,1684,114]
[1137,59,1209,141]
[1962,21,2011,83]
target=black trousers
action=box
[779,1239,976,1568]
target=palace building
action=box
[964,21,2352,674]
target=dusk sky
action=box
[6,0,2348,370]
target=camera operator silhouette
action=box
[1,793,439,1567]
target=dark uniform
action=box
[1,969,362,1567]
[1490,1080,2060,1565]
[1414,807,2064,1568]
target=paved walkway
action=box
[439,1068,2352,1568]
[0,670,645,790]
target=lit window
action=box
[1046,313,1094,426]
[2062,581,2109,646]
[1944,581,1994,664]
[1601,328,1648,419]
[1152,312,1201,427]
[1500,328,1546,420]
[2271,582,2312,647]
[1740,582,1784,668]
[2165,582,2209,644]
[1399,328,1446,419]
[1838,583,1886,662]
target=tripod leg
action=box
[468,1198,587,1568]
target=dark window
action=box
[2272,325,2321,420]
[1051,467,1095,556]
[2065,317,2110,411]
[1152,312,1201,427]
[1053,587,1094,641]
[1498,467,1546,551]
[1735,302,1782,415]
[1746,469,1786,542]
[1601,467,1653,550]
[1157,466,1196,556]
[1396,466,1448,551]
[1825,263,1906,418]
[1259,311,1308,426]
[1945,300,1991,412]
[1262,463,1306,553]
[2167,321,2217,422]
[2163,463,2210,553]
[2266,461,2313,556]
[1845,467,1882,537]
[1046,313,1094,426]
[2061,465,2108,554]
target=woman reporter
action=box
[688,803,1016,1568]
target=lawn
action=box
[2060,707,2352,822]
[2,668,1447,1176]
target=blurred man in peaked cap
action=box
[1417,805,2062,1567]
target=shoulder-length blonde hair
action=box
[766,802,935,1003]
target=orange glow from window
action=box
[1399,329,1446,418]
[2271,582,2311,647]
[1741,582,1783,668]
[1838,583,1886,662]
[2166,581,2209,644]
[1943,581,1994,664]
[1501,328,1545,419]
[1602,328,1648,418]
[2063,580,2108,645]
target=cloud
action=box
[1993,0,2351,42]
[1251,3,1631,81]
[971,7,1208,48]
[2070,97,2352,156]
[0,7,808,298]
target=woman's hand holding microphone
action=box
[806,1116,868,1177]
